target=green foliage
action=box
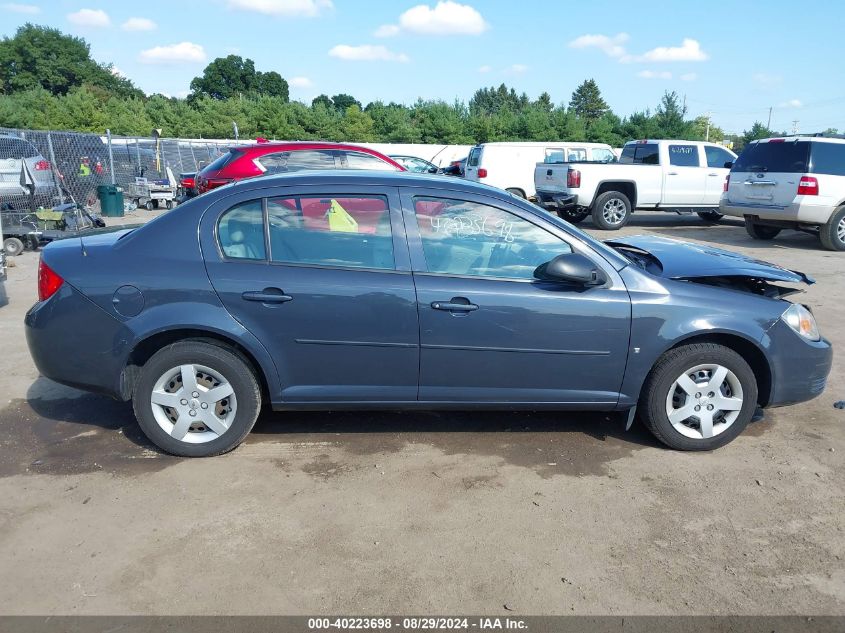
[0,24,142,98]
[569,79,609,125]
[189,55,289,101]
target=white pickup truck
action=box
[534,139,737,229]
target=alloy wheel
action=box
[602,198,627,225]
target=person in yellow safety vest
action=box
[78,157,91,177]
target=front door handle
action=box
[431,299,478,312]
[242,288,293,304]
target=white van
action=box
[464,141,616,199]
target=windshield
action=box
[732,141,810,173]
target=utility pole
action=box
[705,111,712,141]
[767,107,773,129]
[792,120,799,135]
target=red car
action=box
[195,141,405,194]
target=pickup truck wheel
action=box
[819,206,845,251]
[697,211,723,223]
[640,343,757,451]
[745,220,781,240]
[558,208,590,224]
[592,191,631,230]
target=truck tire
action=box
[745,220,781,240]
[3,237,25,257]
[591,191,631,230]
[819,206,845,251]
[558,208,590,224]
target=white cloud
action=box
[504,63,528,75]
[2,3,40,14]
[478,65,491,73]
[637,70,672,80]
[377,1,488,37]
[139,42,207,64]
[328,44,409,62]
[227,0,332,17]
[67,8,110,27]
[289,76,313,88]
[779,99,803,108]
[374,24,400,37]
[122,17,157,31]
[569,33,629,58]
[627,38,708,63]
[680,72,697,81]
[110,66,125,77]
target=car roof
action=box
[477,141,611,148]
[753,136,845,145]
[227,140,383,152]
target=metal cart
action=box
[127,168,178,210]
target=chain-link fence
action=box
[0,127,235,211]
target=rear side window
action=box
[544,149,564,164]
[258,150,337,173]
[267,195,393,270]
[342,151,398,171]
[0,137,39,159]
[591,148,616,163]
[218,200,266,260]
[620,144,659,165]
[810,142,845,176]
[705,145,736,169]
[467,147,482,167]
[668,145,700,167]
[732,141,810,173]
[204,149,243,173]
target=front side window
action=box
[267,195,394,270]
[342,151,398,171]
[705,145,736,169]
[668,145,701,167]
[413,196,570,280]
[218,200,266,260]
[257,150,337,174]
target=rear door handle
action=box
[708,173,720,176]
[242,288,293,304]
[431,300,478,312]
[667,172,679,176]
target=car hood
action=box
[606,235,814,284]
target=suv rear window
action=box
[732,141,810,173]
[0,137,40,160]
[810,142,845,177]
[204,149,243,172]
[467,147,482,167]
[620,144,659,165]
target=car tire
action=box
[505,188,526,198]
[697,211,723,223]
[745,220,781,240]
[132,340,262,457]
[3,237,25,257]
[819,205,845,251]
[639,343,758,451]
[591,191,631,230]
[558,208,590,224]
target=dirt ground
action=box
[0,209,842,615]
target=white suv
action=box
[721,136,845,250]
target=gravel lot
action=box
[0,210,842,615]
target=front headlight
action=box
[782,304,821,341]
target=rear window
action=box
[0,137,40,160]
[467,147,482,167]
[620,143,659,165]
[732,141,810,173]
[204,149,243,173]
[810,142,845,177]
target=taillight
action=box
[723,174,730,192]
[567,168,581,188]
[477,168,487,178]
[38,259,63,301]
[205,177,234,189]
[34,159,51,171]
[797,176,819,196]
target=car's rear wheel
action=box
[133,341,261,457]
[745,220,781,240]
[819,206,845,251]
[591,191,631,230]
[697,210,723,223]
[639,343,757,451]
[3,237,25,257]
[558,208,590,224]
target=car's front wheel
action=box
[639,343,758,451]
[133,341,261,457]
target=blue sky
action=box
[3,0,844,134]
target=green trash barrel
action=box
[96,184,124,217]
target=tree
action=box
[0,24,141,98]
[741,122,775,146]
[691,115,725,143]
[568,79,608,125]
[254,71,289,100]
[331,93,361,112]
[311,94,333,110]
[190,55,257,100]
[654,91,691,138]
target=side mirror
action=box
[723,161,734,169]
[534,253,607,286]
